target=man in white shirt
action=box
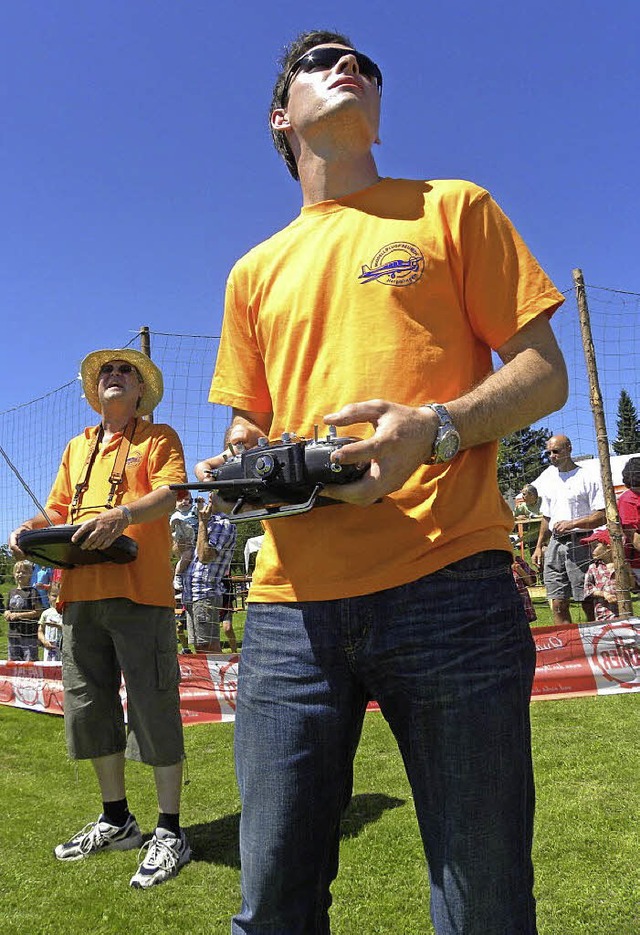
[532,435,605,624]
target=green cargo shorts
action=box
[62,598,184,766]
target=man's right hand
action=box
[194,410,271,481]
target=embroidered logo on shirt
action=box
[358,242,425,286]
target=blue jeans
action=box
[232,551,537,935]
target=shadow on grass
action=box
[186,792,406,868]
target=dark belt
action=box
[552,532,581,544]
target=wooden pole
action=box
[139,325,154,423]
[573,269,633,615]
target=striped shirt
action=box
[182,513,237,603]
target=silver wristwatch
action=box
[422,404,461,464]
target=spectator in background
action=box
[532,434,605,624]
[219,574,238,653]
[513,484,542,559]
[515,484,542,518]
[5,559,43,660]
[182,495,237,653]
[32,563,53,609]
[581,529,619,621]
[512,546,537,623]
[618,456,640,587]
[170,494,199,592]
[38,578,63,661]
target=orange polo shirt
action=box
[211,178,564,602]
[46,421,187,608]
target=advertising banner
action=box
[1,619,638,724]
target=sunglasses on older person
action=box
[282,47,383,103]
[99,363,137,376]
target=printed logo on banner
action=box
[42,681,65,713]
[0,677,15,703]
[13,676,44,708]
[216,656,239,710]
[588,620,640,691]
[531,623,599,698]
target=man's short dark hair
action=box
[622,456,640,488]
[270,29,353,181]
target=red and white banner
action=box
[0,654,240,725]
[531,618,640,700]
[1,619,639,723]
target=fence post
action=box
[139,325,154,424]
[573,268,633,616]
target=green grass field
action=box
[1,588,639,934]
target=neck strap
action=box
[69,418,137,522]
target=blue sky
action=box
[1,0,637,417]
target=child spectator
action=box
[38,579,63,661]
[581,529,619,621]
[512,548,537,623]
[5,560,43,660]
[170,495,199,592]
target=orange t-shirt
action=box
[46,421,187,608]
[210,178,564,602]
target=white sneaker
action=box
[129,827,191,889]
[54,813,142,861]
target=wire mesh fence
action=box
[1,281,640,541]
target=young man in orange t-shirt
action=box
[198,30,568,935]
[10,348,190,890]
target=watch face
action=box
[437,430,460,462]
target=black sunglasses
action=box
[282,47,383,103]
[99,363,136,376]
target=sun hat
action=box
[580,529,611,546]
[80,348,163,416]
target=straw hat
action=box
[80,348,163,416]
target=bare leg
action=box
[153,762,183,815]
[222,612,238,653]
[91,752,126,801]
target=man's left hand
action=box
[320,400,437,507]
[71,509,129,551]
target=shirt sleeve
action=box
[588,476,606,512]
[461,191,565,350]
[146,426,188,489]
[207,515,237,552]
[209,267,272,411]
[618,495,637,527]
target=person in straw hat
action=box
[10,347,191,889]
